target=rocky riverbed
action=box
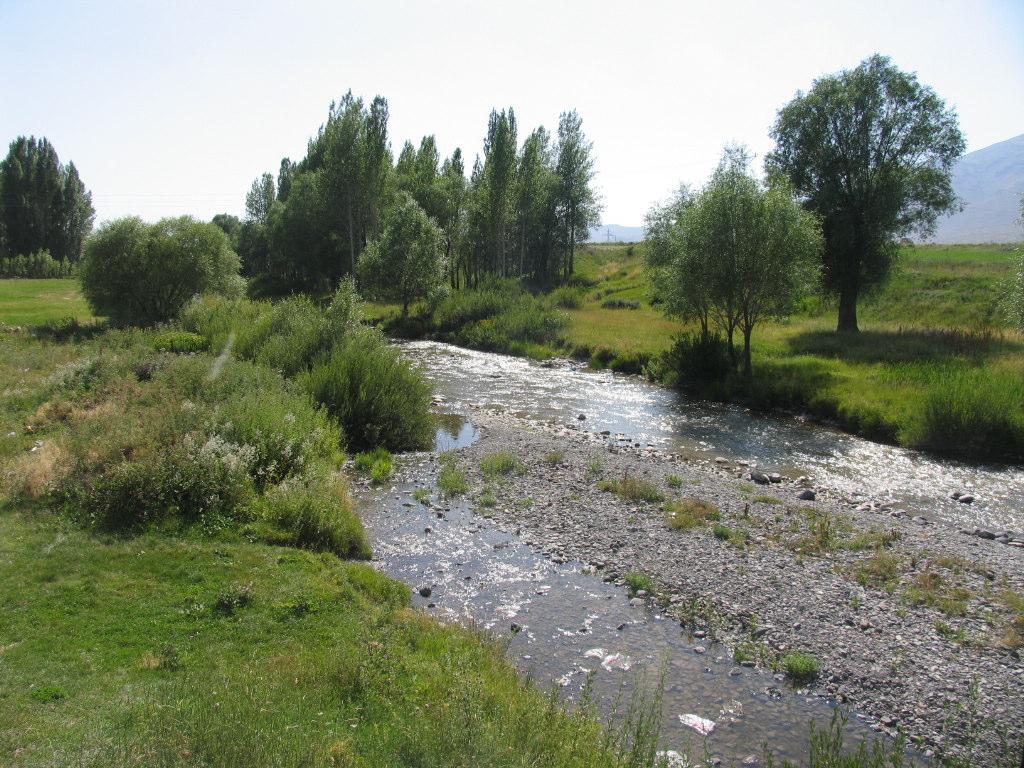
[447,407,1024,765]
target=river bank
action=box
[442,406,1023,764]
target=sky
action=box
[2,0,1023,227]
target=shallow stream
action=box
[355,340,1022,763]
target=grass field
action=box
[0,278,93,326]
[561,243,1024,461]
[0,322,666,767]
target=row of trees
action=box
[223,94,600,295]
[0,136,95,262]
[649,54,966,347]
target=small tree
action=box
[653,148,822,377]
[358,193,445,316]
[767,55,964,333]
[81,216,242,326]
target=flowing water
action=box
[401,340,1024,533]
[354,340,1023,764]
[357,461,882,765]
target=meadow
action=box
[0,309,667,767]
[563,242,1024,461]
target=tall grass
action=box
[302,329,434,452]
[901,368,1024,460]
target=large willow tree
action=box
[766,55,964,333]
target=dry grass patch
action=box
[2,440,70,499]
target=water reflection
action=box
[403,340,1023,532]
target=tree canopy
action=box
[81,216,242,326]
[358,192,445,315]
[0,136,94,262]
[766,54,964,332]
[234,93,600,295]
[649,147,822,377]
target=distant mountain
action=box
[928,132,1024,244]
[588,224,645,243]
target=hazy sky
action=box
[3,0,1022,227]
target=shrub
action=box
[665,474,683,488]
[76,442,255,534]
[0,249,74,278]
[249,474,370,559]
[781,651,820,684]
[665,498,719,530]
[901,369,1024,461]
[551,285,583,309]
[302,329,434,452]
[151,331,208,354]
[81,216,243,326]
[161,355,342,488]
[656,332,733,389]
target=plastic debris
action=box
[600,653,632,672]
[678,713,716,735]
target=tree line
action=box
[0,136,95,264]
[219,93,600,297]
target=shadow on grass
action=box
[30,317,108,343]
[787,327,1021,364]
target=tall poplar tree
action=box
[0,136,94,261]
[555,110,600,278]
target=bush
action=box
[0,250,74,278]
[76,443,255,534]
[81,216,243,327]
[250,474,370,559]
[151,331,208,354]
[656,332,733,389]
[425,279,566,356]
[158,355,342,488]
[302,329,434,452]
[179,285,361,376]
[551,285,583,309]
[624,571,655,595]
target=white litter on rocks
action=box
[678,713,716,735]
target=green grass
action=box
[596,473,664,503]
[781,651,821,684]
[664,497,720,530]
[624,571,656,596]
[0,320,663,767]
[437,452,469,497]
[0,512,658,767]
[566,243,1024,463]
[0,278,94,326]
[481,450,526,478]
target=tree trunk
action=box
[726,324,737,369]
[742,326,753,380]
[837,281,859,333]
[347,199,356,284]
